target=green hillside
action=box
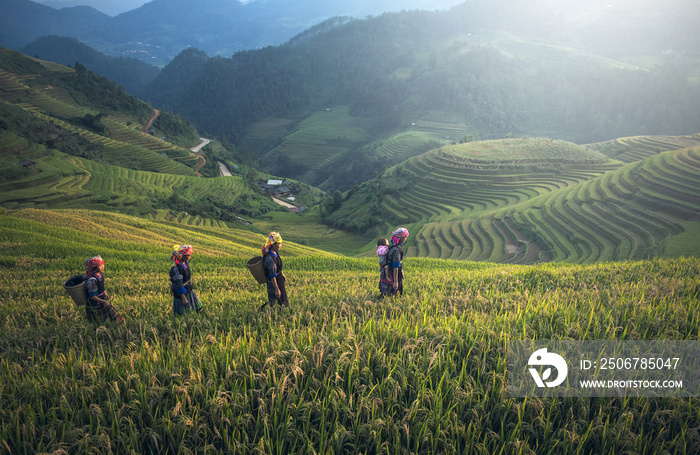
[411,142,700,263]
[326,138,618,232]
[0,138,267,219]
[2,48,699,264]
[0,48,200,174]
[0,48,280,222]
[1,208,698,453]
[327,136,700,263]
[240,108,463,191]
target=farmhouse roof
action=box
[267,179,283,186]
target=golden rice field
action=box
[1,208,699,454]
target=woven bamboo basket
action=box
[64,275,88,306]
[246,256,267,284]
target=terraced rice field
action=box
[260,112,469,177]
[376,131,442,162]
[18,88,88,118]
[103,117,195,162]
[0,60,199,176]
[28,112,197,175]
[0,145,253,217]
[0,68,35,97]
[589,135,700,164]
[0,131,38,156]
[265,107,372,170]
[407,145,700,263]
[378,140,618,231]
[411,119,470,141]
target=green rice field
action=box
[0,208,698,454]
[330,136,700,264]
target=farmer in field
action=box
[170,245,203,315]
[84,255,124,324]
[261,232,289,309]
[386,228,409,297]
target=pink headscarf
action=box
[391,227,409,245]
[172,245,193,264]
[85,255,104,278]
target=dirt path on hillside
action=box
[143,108,160,133]
[194,155,206,177]
[189,138,211,177]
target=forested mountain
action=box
[0,0,108,50]
[22,36,159,98]
[144,1,700,191]
[0,0,463,65]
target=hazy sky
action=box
[33,1,151,16]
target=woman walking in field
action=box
[84,255,124,324]
[261,232,289,309]
[386,228,409,297]
[170,245,203,315]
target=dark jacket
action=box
[170,262,193,296]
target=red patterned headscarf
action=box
[172,245,194,264]
[85,255,104,277]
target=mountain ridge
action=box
[1,0,465,65]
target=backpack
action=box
[63,275,88,306]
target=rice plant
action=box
[0,208,698,454]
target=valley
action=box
[2,46,700,261]
[1,2,699,452]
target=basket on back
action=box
[64,275,88,306]
[246,256,267,284]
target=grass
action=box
[0,208,699,454]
